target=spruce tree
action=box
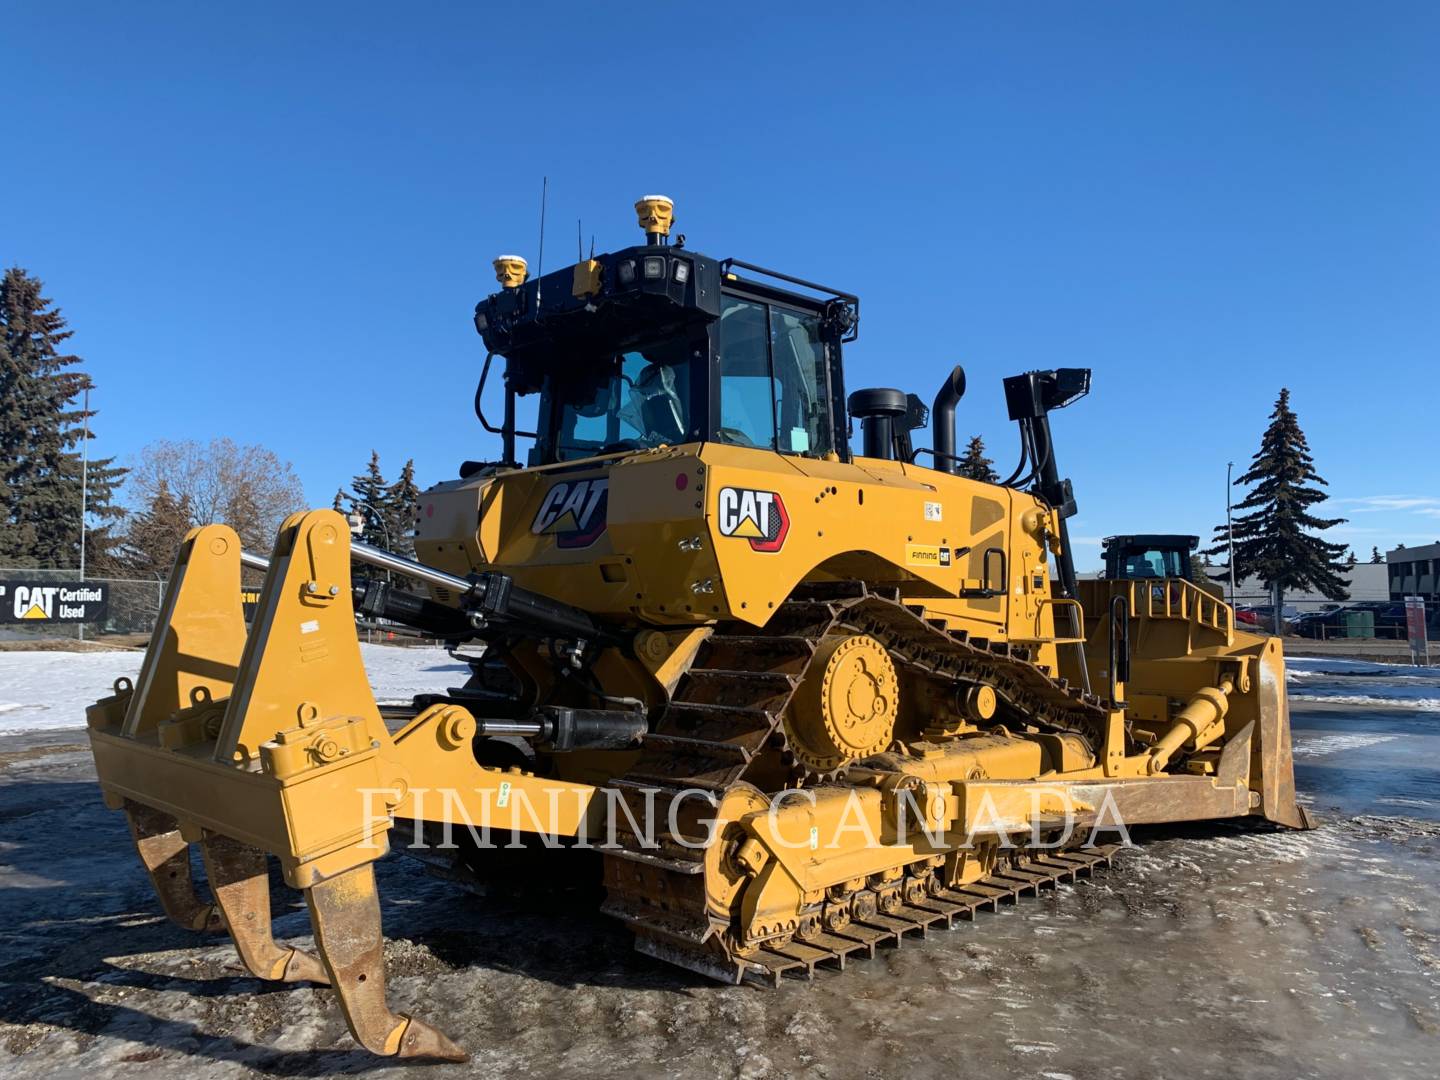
[346,451,391,548]
[1371,546,1383,564]
[384,459,421,559]
[1205,389,1349,620]
[1345,549,1357,567]
[1192,551,1212,583]
[957,435,999,483]
[0,267,125,568]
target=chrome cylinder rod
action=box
[240,550,271,573]
[351,541,477,597]
[239,542,475,599]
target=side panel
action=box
[414,445,1059,652]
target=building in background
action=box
[1387,543,1440,604]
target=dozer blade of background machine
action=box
[1079,578,1315,831]
[86,511,472,1062]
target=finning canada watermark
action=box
[357,783,1134,853]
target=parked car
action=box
[1235,604,1299,633]
[1291,601,1414,639]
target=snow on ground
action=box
[1286,656,1440,679]
[0,645,467,734]
[1291,732,1403,757]
[1286,655,1440,711]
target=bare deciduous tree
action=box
[128,438,306,551]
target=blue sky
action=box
[4,2,1437,569]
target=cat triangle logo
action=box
[20,603,47,620]
[730,514,764,539]
[530,478,610,549]
[717,487,789,552]
[541,510,579,535]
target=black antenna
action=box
[536,176,548,308]
[577,218,583,262]
[589,235,595,259]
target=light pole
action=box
[78,384,90,642]
[1225,461,1236,609]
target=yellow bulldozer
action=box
[86,196,1312,1062]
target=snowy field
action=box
[0,649,1438,1077]
[0,644,470,734]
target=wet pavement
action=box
[0,657,1436,1079]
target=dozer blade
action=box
[198,832,329,985]
[306,863,467,1061]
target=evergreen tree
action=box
[384,459,421,559]
[346,451,391,548]
[957,435,999,483]
[0,268,125,568]
[332,488,346,512]
[1204,389,1349,620]
[1371,546,1383,564]
[124,481,195,576]
[1345,549,1357,567]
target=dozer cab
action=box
[86,195,1312,1061]
[1102,533,1208,585]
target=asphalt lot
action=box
[0,657,1437,1079]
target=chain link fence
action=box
[1206,588,1437,640]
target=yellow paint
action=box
[572,258,603,297]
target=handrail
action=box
[1101,578,1233,641]
[1031,596,1088,645]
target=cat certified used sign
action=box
[0,581,109,623]
[717,487,789,552]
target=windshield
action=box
[539,338,694,462]
[1119,547,1185,578]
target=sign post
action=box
[1404,595,1430,667]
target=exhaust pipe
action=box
[931,365,966,473]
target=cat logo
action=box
[531,477,609,549]
[717,487,789,552]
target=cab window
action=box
[1123,548,1184,578]
[545,342,692,462]
[717,296,833,456]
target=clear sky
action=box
[4,2,1437,569]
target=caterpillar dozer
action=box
[86,196,1312,1062]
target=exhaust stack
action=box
[931,365,967,473]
